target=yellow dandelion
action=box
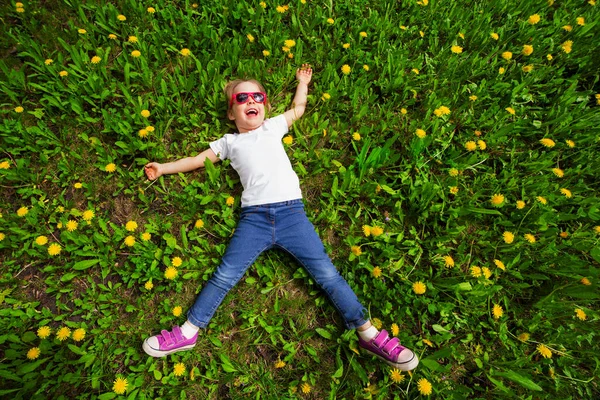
[141,109,150,118]
[491,194,505,207]
[321,92,331,101]
[105,163,116,172]
[275,359,286,368]
[247,34,255,43]
[72,328,86,342]
[108,34,117,40]
[517,332,530,342]
[561,40,572,54]
[524,233,536,243]
[547,54,553,60]
[469,95,478,101]
[494,259,506,271]
[464,141,477,151]
[138,128,148,138]
[27,347,41,360]
[499,67,505,74]
[283,135,293,145]
[82,210,94,221]
[195,219,204,229]
[423,338,434,347]
[341,64,351,75]
[536,196,547,205]
[501,51,512,60]
[131,50,141,57]
[0,233,5,241]
[17,206,29,217]
[362,225,371,237]
[343,43,350,49]
[351,245,362,256]
[78,29,87,34]
[522,45,533,56]
[372,267,382,278]
[391,323,400,337]
[141,232,151,241]
[301,382,311,393]
[59,70,69,77]
[482,267,492,279]
[470,266,482,278]
[37,326,51,339]
[125,220,138,232]
[552,168,564,178]
[415,128,427,138]
[581,277,591,285]
[528,14,540,24]
[443,255,455,268]
[539,138,555,148]
[327,18,334,24]
[451,45,463,54]
[172,306,183,317]
[48,243,62,256]
[559,231,568,238]
[506,107,515,115]
[164,266,178,280]
[434,106,451,116]
[492,304,503,319]
[565,140,575,148]
[117,14,126,21]
[576,17,585,26]
[0,161,10,169]
[371,226,383,236]
[360,31,367,38]
[449,186,459,195]
[413,281,426,294]
[276,5,286,13]
[563,25,573,32]
[503,231,514,244]
[262,50,270,57]
[35,235,49,246]
[477,140,487,150]
[372,318,382,330]
[390,369,405,383]
[575,308,587,321]
[57,327,71,341]
[522,65,533,73]
[449,168,459,177]
[66,220,78,232]
[537,343,552,359]
[491,32,499,40]
[284,39,296,48]
[352,132,361,141]
[226,196,235,206]
[15,106,24,113]
[172,257,182,267]
[147,7,156,13]
[113,377,128,394]
[128,36,137,43]
[560,188,572,198]
[44,59,53,65]
[417,378,433,396]
[144,280,154,290]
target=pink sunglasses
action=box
[230,92,267,106]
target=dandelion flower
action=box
[321,93,331,101]
[117,14,126,21]
[124,235,135,247]
[352,132,361,141]
[400,108,407,115]
[477,140,487,150]
[17,206,29,217]
[470,266,482,277]
[415,129,426,138]
[27,347,41,360]
[362,225,371,237]
[449,186,459,195]
[147,7,156,13]
[499,67,505,74]
[506,107,515,115]
[164,266,178,280]
[144,281,154,290]
[15,106,25,113]
[78,29,87,34]
[108,34,117,40]
[57,327,71,341]
[491,32,499,40]
[351,245,362,256]
[451,45,463,54]
[559,188,572,198]
[342,43,350,49]
[561,40,573,54]
[82,210,94,221]
[72,328,86,342]
[284,39,296,48]
[522,65,533,73]
[536,196,547,205]
[172,256,182,267]
[524,233,536,243]
[575,308,587,321]
[537,344,552,359]
[283,135,293,145]
[141,109,150,118]
[128,36,137,43]
[246,34,255,42]
[482,267,492,279]
[372,267,382,278]
[547,54,553,60]
[576,17,585,26]
[341,64,351,75]
[301,383,311,393]
[522,45,533,56]
[226,196,235,206]
[528,14,540,24]
[491,194,505,207]
[517,332,530,342]
[503,231,514,244]
[37,326,51,339]
[540,138,555,148]
[423,338,434,347]
[413,281,426,294]
[141,232,151,241]
[35,235,49,246]
[48,243,62,256]
[172,306,183,317]
[390,369,405,383]
[417,378,433,396]
[105,163,116,172]
[443,255,455,268]
[275,359,286,368]
[494,259,506,271]
[360,31,367,38]
[501,51,513,60]
[195,219,204,229]
[565,140,575,148]
[327,18,334,24]
[391,323,399,337]
[469,95,478,101]
[276,5,287,13]
[0,161,10,169]
[125,220,138,231]
[434,106,451,116]
[552,168,564,178]
[371,226,383,236]
[492,304,503,319]
[138,129,148,138]
[113,377,128,394]
[131,50,141,57]
[580,277,591,285]
[66,220,78,232]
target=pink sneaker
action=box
[142,326,198,357]
[358,329,419,371]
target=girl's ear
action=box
[227,109,235,120]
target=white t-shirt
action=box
[209,114,302,207]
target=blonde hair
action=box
[224,79,271,113]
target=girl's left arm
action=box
[284,64,313,127]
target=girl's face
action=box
[228,81,266,133]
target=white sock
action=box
[180,320,200,339]
[358,325,379,341]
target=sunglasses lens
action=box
[235,93,249,103]
[252,92,265,103]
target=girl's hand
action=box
[144,162,162,180]
[297,64,312,85]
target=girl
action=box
[142,65,418,371]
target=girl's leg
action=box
[143,207,272,357]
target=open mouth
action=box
[245,108,259,116]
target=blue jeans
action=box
[187,199,367,330]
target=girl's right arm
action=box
[144,148,219,180]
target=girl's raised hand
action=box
[144,162,162,180]
[297,64,312,85]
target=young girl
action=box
[142,65,419,371]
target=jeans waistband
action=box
[242,198,303,209]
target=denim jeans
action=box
[187,199,367,330]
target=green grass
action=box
[1,0,600,398]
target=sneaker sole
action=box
[142,339,195,358]
[362,348,420,371]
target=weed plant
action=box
[1,0,599,399]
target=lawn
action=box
[1,0,599,398]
